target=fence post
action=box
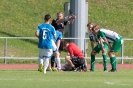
[4,38,7,64]
[83,38,85,57]
[121,40,124,64]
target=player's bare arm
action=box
[99,38,106,53]
[103,37,111,51]
[56,39,61,49]
[90,41,94,51]
[69,14,76,24]
[54,34,56,39]
[56,14,76,24]
[35,31,39,38]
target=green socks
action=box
[110,57,116,70]
[90,54,95,71]
[102,54,107,70]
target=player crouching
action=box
[63,41,88,72]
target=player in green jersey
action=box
[92,25,123,72]
[87,23,108,72]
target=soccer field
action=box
[0,69,133,88]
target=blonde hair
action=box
[57,12,64,19]
[57,12,63,15]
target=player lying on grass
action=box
[63,41,87,72]
[87,23,108,72]
[92,25,123,72]
[61,59,88,72]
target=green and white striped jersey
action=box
[97,29,122,42]
[89,31,99,42]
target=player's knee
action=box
[108,52,115,57]
[65,56,70,61]
[102,51,106,54]
[54,52,59,58]
[91,51,96,55]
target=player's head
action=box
[63,41,69,50]
[87,22,94,31]
[92,25,100,34]
[44,14,51,22]
[57,12,63,20]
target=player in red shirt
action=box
[63,41,87,71]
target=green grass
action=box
[0,69,133,88]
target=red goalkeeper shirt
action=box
[67,42,84,58]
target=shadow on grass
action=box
[0,31,38,45]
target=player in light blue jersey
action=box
[35,14,61,73]
[47,30,62,71]
[37,21,56,49]
[53,30,62,43]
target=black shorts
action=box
[70,56,85,67]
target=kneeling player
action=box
[63,41,87,72]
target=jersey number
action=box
[43,30,47,39]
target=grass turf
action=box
[0,69,133,88]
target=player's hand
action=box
[71,14,76,19]
[54,35,56,39]
[68,14,76,19]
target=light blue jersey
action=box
[53,30,62,42]
[37,23,56,49]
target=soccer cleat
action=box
[104,70,108,72]
[82,65,87,72]
[58,69,63,72]
[52,67,58,72]
[90,69,94,72]
[109,69,117,72]
[78,65,86,72]
[47,67,52,71]
[87,69,90,72]
[70,66,76,71]
[39,63,43,72]
[43,70,46,74]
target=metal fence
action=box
[0,37,133,64]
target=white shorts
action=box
[52,40,58,52]
[61,62,69,70]
[39,48,53,58]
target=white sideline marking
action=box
[0,78,33,81]
[0,78,16,80]
[118,84,131,86]
[105,82,115,85]
[105,82,132,86]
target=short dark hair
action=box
[87,22,94,27]
[63,40,69,47]
[44,14,51,21]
